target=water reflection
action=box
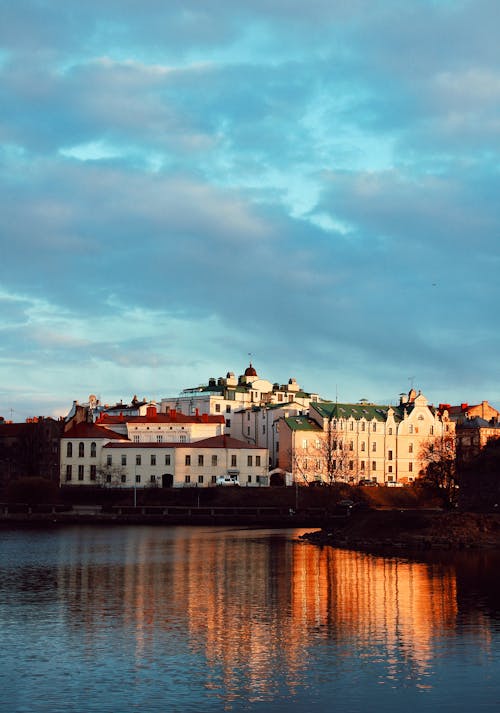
[1,526,499,712]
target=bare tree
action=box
[419,433,457,504]
[95,464,126,487]
[317,419,355,484]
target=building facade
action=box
[278,389,454,485]
[60,423,269,488]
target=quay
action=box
[0,503,335,528]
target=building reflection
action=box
[56,527,495,699]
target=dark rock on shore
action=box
[301,510,500,552]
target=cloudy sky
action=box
[1,0,500,420]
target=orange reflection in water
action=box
[57,527,492,699]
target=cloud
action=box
[2,0,500,419]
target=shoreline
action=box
[300,510,500,552]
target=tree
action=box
[419,434,457,505]
[95,464,126,487]
[317,418,356,485]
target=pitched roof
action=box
[103,435,265,450]
[97,412,225,425]
[284,416,322,432]
[63,422,127,440]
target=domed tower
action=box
[240,362,259,384]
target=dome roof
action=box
[244,363,257,377]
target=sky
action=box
[1,0,500,421]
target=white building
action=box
[61,422,269,488]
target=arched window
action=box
[90,442,96,458]
[79,442,85,457]
[66,442,73,457]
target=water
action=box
[0,526,499,712]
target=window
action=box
[388,427,393,435]
[248,475,252,483]
[409,424,414,434]
[185,455,191,466]
[430,426,434,435]
[349,461,353,470]
[388,465,393,473]
[360,460,365,470]
[388,450,393,461]
[387,475,393,482]
[78,442,84,457]
[302,439,308,449]
[226,405,231,413]
[211,475,217,484]
[157,435,163,443]
[226,419,231,428]
[247,455,253,466]
[185,475,191,484]
[78,465,84,480]
[231,455,237,467]
[409,443,413,454]
[90,442,96,458]
[90,465,96,481]
[215,404,220,412]
[135,474,141,483]
[212,455,217,467]
[349,421,354,431]
[133,435,140,443]
[66,442,73,457]
[361,442,365,452]
[151,455,156,466]
[150,475,156,483]
[256,456,261,467]
[121,455,127,466]
[247,427,250,435]
[66,465,72,481]
[106,474,112,483]
[372,423,377,432]
[409,462,413,472]
[106,455,112,466]
[349,441,354,451]
[179,434,187,443]
[165,455,171,465]
[198,455,204,466]
[121,474,126,483]
[361,422,365,432]
[136,454,141,466]
[262,425,265,434]
[198,475,203,484]
[372,442,377,452]
[372,461,376,470]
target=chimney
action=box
[146,405,158,419]
[169,409,177,420]
[461,403,468,411]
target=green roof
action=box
[313,402,400,422]
[284,416,322,432]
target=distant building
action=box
[60,407,269,487]
[0,417,63,486]
[443,400,500,424]
[455,417,500,461]
[160,363,321,438]
[278,389,454,485]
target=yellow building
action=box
[278,389,454,485]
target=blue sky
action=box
[1,0,500,420]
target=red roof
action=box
[63,422,127,440]
[103,435,264,450]
[97,412,225,425]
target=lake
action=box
[0,525,499,712]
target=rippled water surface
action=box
[1,525,499,712]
